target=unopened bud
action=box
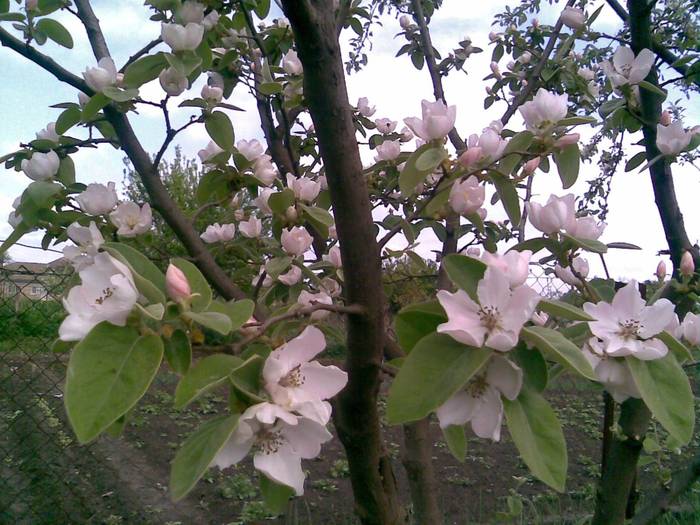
[490,62,502,79]
[166,264,191,302]
[681,251,695,277]
[459,147,483,167]
[399,14,411,29]
[488,31,500,42]
[656,260,667,281]
[285,206,298,221]
[554,133,580,148]
[523,157,541,175]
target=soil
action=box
[2,354,698,525]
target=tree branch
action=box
[120,37,162,73]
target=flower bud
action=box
[681,251,695,277]
[285,206,298,221]
[554,133,580,148]
[458,147,482,167]
[560,6,585,30]
[656,261,667,281]
[166,264,191,302]
[490,62,502,79]
[399,15,411,29]
[523,157,541,175]
[488,31,500,42]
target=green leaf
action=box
[399,143,448,196]
[205,111,234,150]
[395,300,446,353]
[0,12,23,21]
[174,354,243,409]
[0,0,9,13]
[259,82,283,95]
[502,131,533,156]
[196,169,230,204]
[102,86,139,102]
[302,204,333,237]
[172,258,212,311]
[627,353,695,445]
[386,333,491,424]
[268,189,295,215]
[254,0,271,18]
[625,151,646,172]
[103,242,166,305]
[557,116,597,127]
[65,323,163,443]
[442,254,487,300]
[537,299,594,322]
[265,256,292,278]
[638,80,667,99]
[489,172,521,224]
[561,233,608,254]
[0,223,30,255]
[55,106,82,135]
[508,237,559,255]
[553,144,580,189]
[442,425,467,462]
[170,414,240,501]
[657,331,693,362]
[260,473,293,513]
[184,311,232,335]
[503,388,567,492]
[521,326,596,381]
[123,53,167,88]
[81,93,110,121]
[165,329,192,375]
[36,18,73,48]
[206,299,255,332]
[513,345,548,392]
[606,242,642,250]
[230,355,265,401]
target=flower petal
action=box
[486,356,523,401]
[611,281,645,321]
[271,326,326,369]
[435,390,475,428]
[283,417,333,459]
[210,422,255,469]
[299,361,348,400]
[254,445,306,496]
[470,387,503,441]
[638,299,675,339]
[634,338,668,361]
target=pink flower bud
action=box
[554,133,580,148]
[656,260,667,281]
[523,157,541,175]
[458,147,483,167]
[166,264,191,302]
[490,62,502,79]
[660,110,672,126]
[681,251,695,277]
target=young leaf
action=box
[386,333,491,424]
[206,299,256,332]
[398,143,447,196]
[520,326,596,381]
[260,474,294,513]
[183,311,232,335]
[553,144,580,189]
[489,172,521,224]
[55,106,82,135]
[165,329,192,375]
[394,300,446,353]
[170,414,240,501]
[442,254,487,300]
[537,298,594,322]
[65,323,163,443]
[103,242,166,305]
[36,18,73,48]
[205,111,234,150]
[442,425,467,462]
[627,353,695,445]
[174,354,243,409]
[504,388,567,492]
[123,53,167,88]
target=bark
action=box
[592,399,651,525]
[279,2,403,523]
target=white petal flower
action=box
[480,250,532,288]
[554,256,589,287]
[526,193,576,234]
[202,10,220,30]
[566,215,605,240]
[681,313,700,346]
[656,122,692,156]
[374,118,398,134]
[239,216,262,238]
[36,122,59,142]
[601,46,654,88]
[83,57,118,92]
[198,141,225,163]
[403,99,457,141]
[477,128,507,162]
[559,6,585,29]
[436,355,522,441]
[200,222,236,243]
[278,265,302,286]
[449,176,485,216]
[253,154,278,186]
[159,66,189,96]
[357,97,376,117]
[374,140,401,162]
[263,326,348,422]
[286,173,321,203]
[178,1,205,24]
[21,150,60,181]
[110,202,153,237]
[323,245,342,268]
[237,139,264,161]
[583,339,641,403]
[161,22,204,52]
[59,253,139,341]
[8,196,22,228]
[519,88,568,134]
[75,182,118,215]
[281,226,313,256]
[63,221,105,271]
[255,188,274,215]
[282,49,303,75]
[583,281,674,359]
[437,267,540,352]
[297,290,333,320]
[212,403,332,496]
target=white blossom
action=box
[480,250,532,288]
[297,290,333,320]
[21,150,60,181]
[567,215,606,240]
[357,97,376,117]
[681,313,700,346]
[323,245,342,267]
[75,182,118,215]
[601,46,654,87]
[526,194,576,235]
[161,22,204,52]
[8,197,22,228]
[198,141,225,163]
[239,217,262,238]
[583,338,641,403]
[83,57,118,92]
[436,356,522,441]
[281,226,313,256]
[375,118,398,134]
[559,6,585,29]
[200,84,223,103]
[36,122,59,142]
[159,66,188,96]
[374,140,401,162]
[403,99,457,141]
[449,176,485,216]
[110,202,153,237]
[286,173,321,203]
[178,1,205,24]
[278,265,302,286]
[63,221,105,271]
[554,256,589,287]
[437,267,540,352]
[519,88,568,133]
[59,253,139,341]
[282,49,303,75]
[200,222,236,243]
[255,188,274,215]
[656,122,692,156]
[253,154,278,186]
[237,139,264,161]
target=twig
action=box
[120,38,162,73]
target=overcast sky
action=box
[1,0,698,282]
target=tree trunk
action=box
[280,2,404,523]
